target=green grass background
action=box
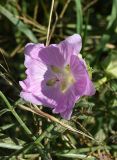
[0,0,117,159]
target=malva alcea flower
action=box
[19,34,95,119]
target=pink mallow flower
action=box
[19,34,95,120]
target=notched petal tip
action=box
[85,79,96,96]
[66,34,82,43]
[58,34,82,64]
[60,109,73,120]
[24,43,44,51]
[24,43,35,54]
[89,83,96,96]
[65,34,82,52]
[19,81,26,90]
[24,43,45,59]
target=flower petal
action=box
[19,80,28,91]
[58,34,82,64]
[19,57,54,105]
[20,57,48,93]
[84,78,96,96]
[25,58,47,78]
[39,45,65,67]
[59,89,77,120]
[70,55,87,95]
[20,78,58,108]
[24,43,45,68]
[19,78,57,108]
[39,78,62,108]
[52,95,67,114]
[70,55,87,80]
[70,55,95,96]
[25,43,45,60]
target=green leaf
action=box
[95,129,106,142]
[0,4,38,43]
[0,124,14,131]
[102,52,117,79]
[107,0,117,29]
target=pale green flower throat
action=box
[46,65,75,93]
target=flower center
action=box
[59,65,74,93]
[46,65,75,93]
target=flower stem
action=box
[46,0,55,46]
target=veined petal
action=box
[39,79,62,108]
[19,56,55,104]
[25,43,44,60]
[23,57,48,93]
[59,89,77,120]
[58,34,82,64]
[20,79,58,108]
[23,43,45,80]
[70,55,87,80]
[25,58,47,78]
[70,55,95,96]
[52,95,67,114]
[19,78,57,108]
[52,86,78,119]
[39,45,65,67]
[19,80,29,91]
[84,78,96,96]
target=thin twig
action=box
[0,48,10,72]
[48,12,58,44]
[10,43,23,57]
[33,0,39,20]
[0,48,9,57]
[48,0,71,43]
[83,0,98,12]
[59,0,71,19]
[46,0,55,46]
[17,16,46,31]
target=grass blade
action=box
[75,0,83,34]
[56,152,96,159]
[0,143,22,150]
[0,4,38,43]
[0,91,35,140]
[107,0,117,29]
